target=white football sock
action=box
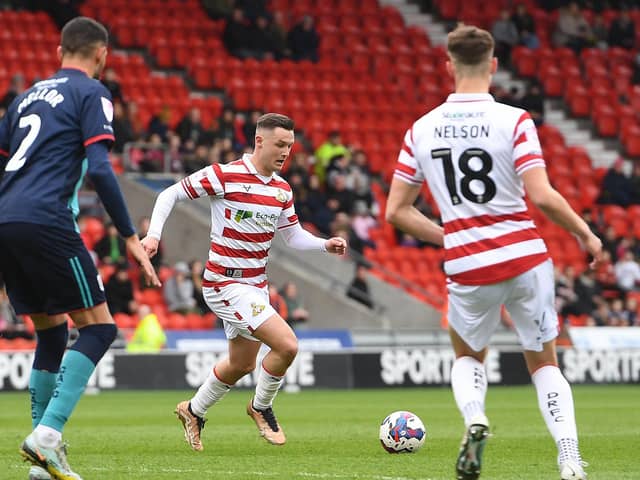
[190,367,232,418]
[34,424,62,448]
[253,363,284,410]
[531,365,581,463]
[451,356,488,427]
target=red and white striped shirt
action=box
[394,93,549,285]
[180,154,298,288]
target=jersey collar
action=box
[446,93,494,103]
[241,153,273,183]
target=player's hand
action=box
[325,237,347,255]
[126,235,161,288]
[141,236,159,259]
[582,232,604,270]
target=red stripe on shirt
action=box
[512,111,531,137]
[225,191,287,207]
[287,214,298,223]
[515,153,544,169]
[0,148,8,157]
[444,228,542,261]
[202,278,268,289]
[182,178,198,199]
[444,211,531,234]
[206,261,266,278]
[84,133,115,146]
[212,163,225,190]
[211,242,269,259]
[402,142,413,157]
[513,132,527,148]
[200,176,215,195]
[449,253,550,285]
[223,172,269,185]
[225,208,231,219]
[395,162,416,177]
[222,227,274,243]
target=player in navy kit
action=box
[0,17,160,480]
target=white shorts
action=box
[447,259,558,352]
[203,283,277,341]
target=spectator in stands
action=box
[94,222,127,265]
[346,150,374,209]
[287,15,320,63]
[126,100,145,141]
[347,263,374,309]
[268,284,288,320]
[269,11,291,59]
[624,297,638,326]
[138,216,163,268]
[224,8,252,59]
[280,282,309,326]
[555,266,579,316]
[112,101,135,153]
[139,133,166,172]
[492,9,519,65]
[598,158,634,207]
[608,298,627,326]
[520,82,545,125]
[248,15,280,60]
[591,13,609,49]
[177,107,206,146]
[212,108,238,146]
[326,154,351,191]
[614,251,640,294]
[243,110,262,148]
[595,249,620,294]
[0,73,24,110]
[105,261,137,315]
[553,2,592,53]
[327,174,356,215]
[101,67,124,105]
[202,0,233,19]
[184,144,210,175]
[630,162,640,204]
[574,268,603,316]
[164,261,197,314]
[351,201,377,251]
[126,304,166,353]
[590,300,610,326]
[235,0,268,21]
[314,131,350,184]
[608,8,635,50]
[189,260,208,314]
[148,105,171,143]
[512,3,535,39]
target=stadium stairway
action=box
[117,175,443,331]
[386,0,623,170]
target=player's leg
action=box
[447,281,504,480]
[246,313,297,445]
[176,335,261,451]
[507,260,586,480]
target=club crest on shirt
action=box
[276,189,287,203]
[101,97,113,122]
[251,302,265,317]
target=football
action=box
[379,411,426,453]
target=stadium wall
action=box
[1,349,638,391]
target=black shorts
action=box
[0,222,106,315]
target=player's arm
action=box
[522,167,603,267]
[141,180,193,258]
[277,198,347,255]
[86,142,160,287]
[141,165,222,257]
[279,223,347,255]
[385,178,444,247]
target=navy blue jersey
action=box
[0,68,115,231]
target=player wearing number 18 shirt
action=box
[0,17,158,480]
[386,26,603,480]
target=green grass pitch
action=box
[1,385,638,479]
